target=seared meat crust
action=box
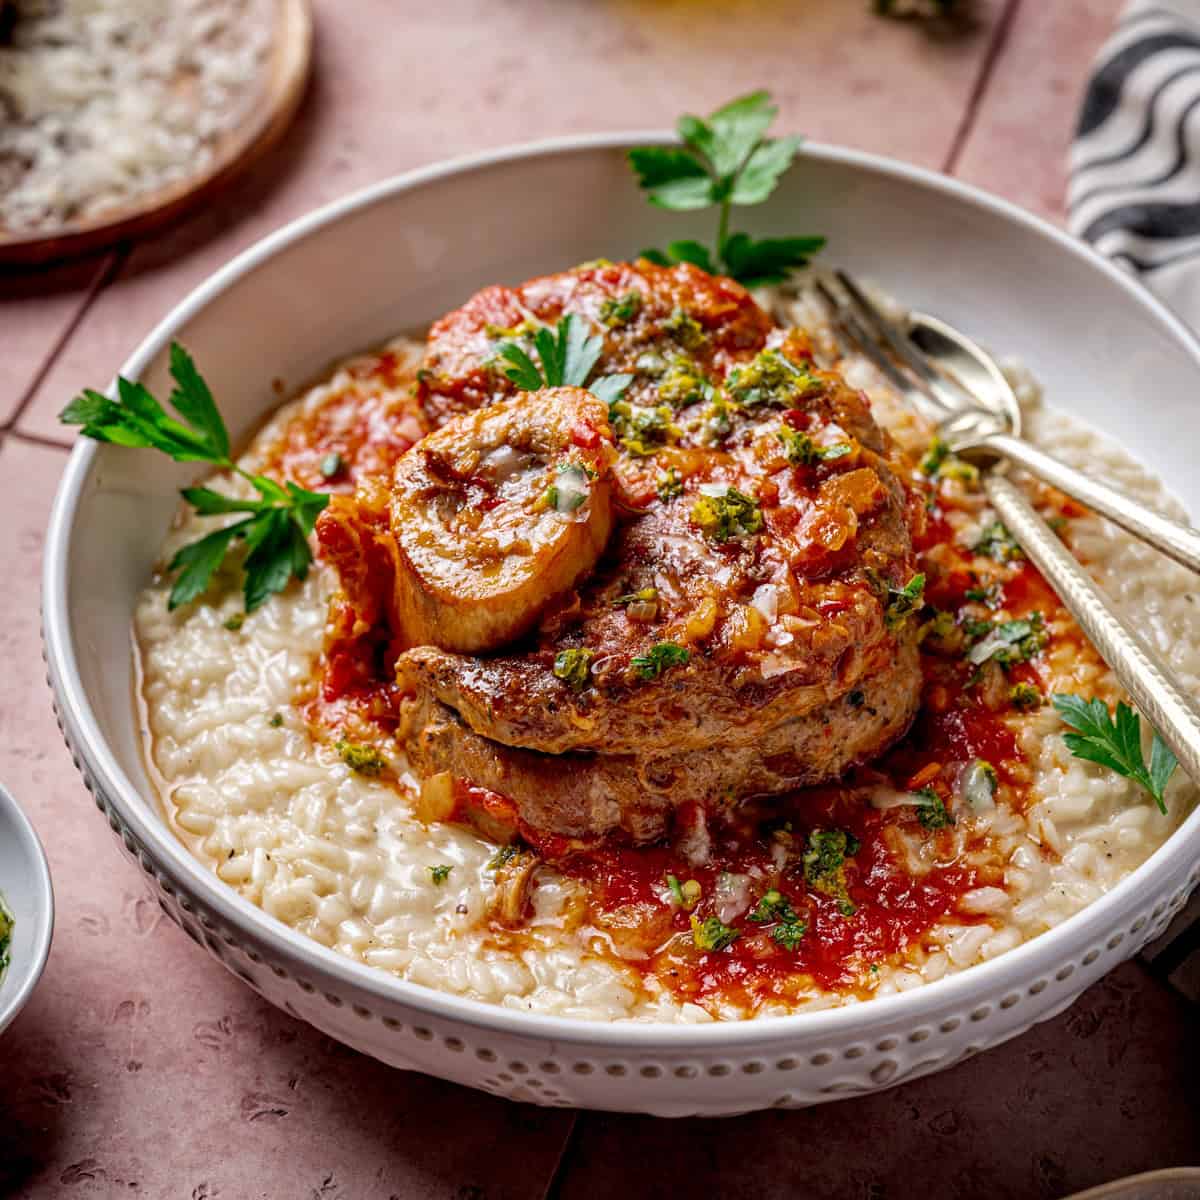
[401,640,921,845]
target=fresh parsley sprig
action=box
[495,313,631,402]
[60,343,330,613]
[628,91,825,286]
[1052,694,1178,814]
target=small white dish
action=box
[0,784,54,1036]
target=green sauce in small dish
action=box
[0,895,12,977]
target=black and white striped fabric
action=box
[1070,0,1200,320]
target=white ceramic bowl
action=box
[0,784,54,1037]
[42,136,1200,1115]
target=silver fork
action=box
[817,269,1200,577]
[811,270,1200,788]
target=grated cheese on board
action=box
[0,0,274,234]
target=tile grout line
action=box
[7,428,75,454]
[941,0,1024,176]
[2,243,129,435]
[537,1110,581,1200]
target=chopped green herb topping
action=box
[690,486,763,542]
[1052,694,1178,814]
[608,398,677,456]
[972,519,1024,562]
[657,468,683,502]
[663,308,706,349]
[599,291,643,328]
[967,613,1047,668]
[488,844,520,871]
[656,359,711,408]
[728,349,823,408]
[0,898,11,975]
[749,888,809,946]
[885,574,926,630]
[699,394,735,444]
[546,462,591,513]
[777,426,851,467]
[920,436,978,483]
[336,741,388,776]
[690,914,740,952]
[773,919,808,951]
[268,713,284,728]
[631,642,690,680]
[1010,682,1044,711]
[223,613,245,632]
[429,864,452,885]
[964,584,1000,606]
[919,609,957,646]
[553,647,595,691]
[666,874,702,910]
[749,889,794,924]
[803,828,860,917]
[914,787,954,830]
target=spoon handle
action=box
[980,430,1200,577]
[984,473,1200,783]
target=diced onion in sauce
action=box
[870,785,931,811]
[713,872,753,924]
[959,759,998,811]
[750,583,779,625]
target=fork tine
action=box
[814,280,948,423]
[833,269,969,413]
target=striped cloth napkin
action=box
[1069,0,1200,320]
[1070,0,1200,1004]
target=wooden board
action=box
[0,0,313,268]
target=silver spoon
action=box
[909,312,1200,786]
[910,311,1200,577]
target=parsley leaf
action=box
[629,91,824,286]
[495,313,631,401]
[60,343,329,613]
[631,642,690,680]
[1052,694,1178,814]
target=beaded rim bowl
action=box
[42,135,1200,1115]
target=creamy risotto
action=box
[134,285,1197,1022]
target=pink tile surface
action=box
[0,254,115,427]
[953,0,1127,222]
[0,437,574,1197]
[7,2,1198,1197]
[17,0,1003,441]
[557,964,1199,1200]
